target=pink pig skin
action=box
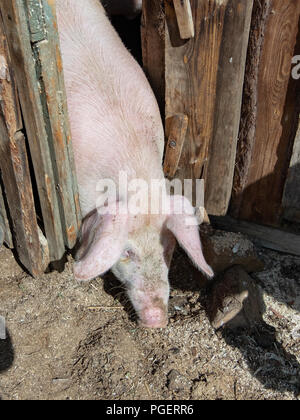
[56,0,213,328]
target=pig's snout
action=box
[127,285,169,328]
[138,306,168,329]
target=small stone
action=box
[207,265,264,329]
[167,369,191,392]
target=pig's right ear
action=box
[74,203,128,281]
[166,195,214,279]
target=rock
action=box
[169,296,189,316]
[207,265,265,329]
[167,369,192,393]
[201,229,264,274]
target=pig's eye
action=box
[120,249,136,263]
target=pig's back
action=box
[56,0,164,216]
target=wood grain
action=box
[165,0,228,189]
[164,113,189,177]
[141,0,165,114]
[35,0,82,248]
[0,0,65,261]
[205,0,253,215]
[0,129,50,275]
[0,181,13,248]
[173,0,195,39]
[0,0,82,261]
[0,9,49,274]
[231,0,300,226]
[143,1,253,215]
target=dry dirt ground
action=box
[0,237,299,400]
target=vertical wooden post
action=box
[204,0,253,215]
[142,1,252,215]
[0,10,49,275]
[231,0,300,226]
[30,0,82,248]
[141,0,165,114]
[165,0,228,185]
[0,0,81,262]
[0,182,13,248]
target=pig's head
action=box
[74,196,213,328]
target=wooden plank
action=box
[0,0,66,261]
[230,0,300,226]
[173,0,194,39]
[163,113,189,177]
[205,0,253,216]
[141,0,165,114]
[0,181,13,248]
[0,10,49,275]
[27,0,82,248]
[165,0,228,192]
[0,129,50,275]
[231,0,271,219]
[211,216,300,257]
[144,1,252,215]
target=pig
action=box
[101,0,143,19]
[56,0,213,328]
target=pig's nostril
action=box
[139,308,168,329]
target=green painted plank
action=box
[0,10,49,274]
[31,0,82,248]
[25,0,47,42]
[0,0,66,261]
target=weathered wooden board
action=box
[164,0,252,216]
[211,216,300,257]
[141,0,165,114]
[28,0,82,248]
[0,9,49,275]
[164,113,189,177]
[0,128,50,275]
[165,0,228,187]
[231,0,300,226]
[0,181,13,248]
[0,0,64,261]
[0,0,81,261]
[173,0,194,39]
[205,0,253,215]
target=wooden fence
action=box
[142,0,300,254]
[0,0,81,276]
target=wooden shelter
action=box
[0,0,81,276]
[143,0,300,254]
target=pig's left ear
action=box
[166,195,214,278]
[74,203,128,281]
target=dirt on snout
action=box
[0,242,299,400]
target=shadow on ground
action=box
[0,329,14,399]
